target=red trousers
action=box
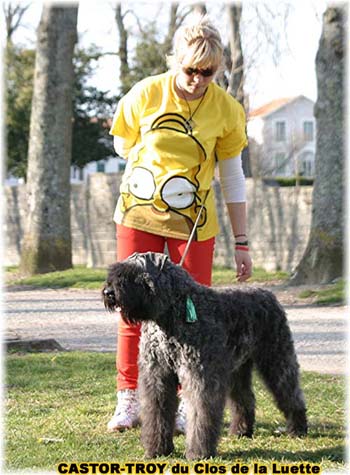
[116,224,215,390]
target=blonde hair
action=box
[167,15,224,71]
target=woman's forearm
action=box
[225,201,247,240]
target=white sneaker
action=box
[175,397,186,435]
[107,389,140,432]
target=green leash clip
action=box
[186,296,198,323]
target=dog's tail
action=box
[253,290,308,436]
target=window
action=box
[118,161,126,172]
[303,121,314,141]
[275,121,286,141]
[97,161,105,172]
[275,152,287,175]
[299,152,314,177]
[71,166,83,181]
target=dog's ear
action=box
[135,272,156,294]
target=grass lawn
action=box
[6,265,288,289]
[5,352,346,473]
[6,264,346,305]
[298,279,346,305]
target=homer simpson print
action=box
[115,113,214,240]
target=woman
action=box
[107,15,252,433]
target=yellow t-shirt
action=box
[109,71,247,241]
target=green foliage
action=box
[5,21,173,179]
[5,352,346,471]
[5,43,116,179]
[122,22,168,91]
[72,45,115,168]
[263,177,314,187]
[5,44,35,179]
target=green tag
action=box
[186,296,198,323]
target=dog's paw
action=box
[145,442,174,458]
[229,421,253,438]
[185,449,217,461]
[286,413,308,437]
[287,426,308,437]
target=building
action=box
[5,157,125,186]
[247,95,316,177]
[70,155,125,183]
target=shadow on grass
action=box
[5,353,346,471]
[218,445,345,463]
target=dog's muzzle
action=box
[103,286,117,310]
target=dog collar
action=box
[186,296,198,323]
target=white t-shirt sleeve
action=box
[113,135,135,158]
[218,154,246,203]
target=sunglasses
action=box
[182,66,216,77]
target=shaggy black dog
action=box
[103,252,307,460]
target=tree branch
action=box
[3,1,31,42]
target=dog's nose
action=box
[104,288,115,299]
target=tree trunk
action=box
[226,4,244,104]
[225,3,251,177]
[192,3,207,15]
[163,3,180,55]
[20,4,78,275]
[290,7,345,285]
[115,3,130,95]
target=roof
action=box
[249,96,302,119]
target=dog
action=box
[103,252,307,460]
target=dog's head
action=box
[102,252,169,324]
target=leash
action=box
[179,194,209,324]
[179,191,209,267]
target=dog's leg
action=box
[228,359,255,437]
[255,346,307,436]
[139,367,178,457]
[183,378,226,460]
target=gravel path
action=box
[5,287,348,375]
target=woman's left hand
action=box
[235,249,252,282]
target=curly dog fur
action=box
[103,252,307,460]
